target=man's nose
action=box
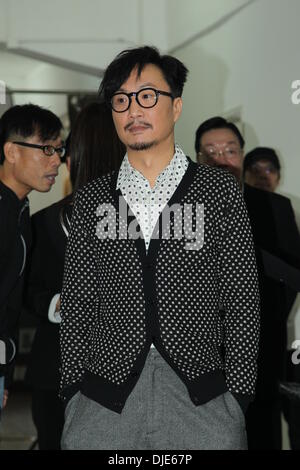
[128,95,143,117]
[50,152,61,168]
[212,152,228,165]
[257,171,269,181]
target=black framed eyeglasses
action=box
[110,87,174,113]
[13,141,66,159]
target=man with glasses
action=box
[59,46,260,450]
[195,117,300,449]
[243,147,300,451]
[195,116,245,185]
[0,104,63,416]
[243,147,280,193]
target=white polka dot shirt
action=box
[117,144,188,252]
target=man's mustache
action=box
[124,121,153,131]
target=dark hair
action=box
[99,45,188,104]
[243,147,281,175]
[69,101,125,192]
[194,116,245,154]
[0,104,62,164]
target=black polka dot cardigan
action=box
[59,158,260,414]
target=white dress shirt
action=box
[117,144,188,251]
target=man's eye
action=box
[116,96,126,104]
[141,92,154,100]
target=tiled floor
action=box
[0,390,292,450]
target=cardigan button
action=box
[144,263,154,269]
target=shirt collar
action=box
[117,144,188,190]
[0,180,29,210]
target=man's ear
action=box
[3,142,16,164]
[173,97,183,123]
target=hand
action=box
[2,389,8,408]
[55,297,61,312]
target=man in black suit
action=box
[243,147,280,193]
[195,117,300,449]
[0,104,63,418]
[24,130,72,449]
[243,146,300,450]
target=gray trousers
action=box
[61,349,247,450]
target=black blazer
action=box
[244,183,300,269]
[0,181,31,386]
[243,184,300,399]
[25,195,72,390]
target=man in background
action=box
[195,116,300,449]
[0,104,64,417]
[195,116,244,185]
[243,147,280,193]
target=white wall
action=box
[14,63,100,116]
[167,0,250,52]
[0,0,170,214]
[170,0,300,220]
[0,48,101,213]
[0,0,7,43]
[13,63,100,214]
[2,0,300,219]
[1,0,168,73]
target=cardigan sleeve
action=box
[218,175,260,407]
[59,191,100,404]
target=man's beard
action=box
[128,140,157,151]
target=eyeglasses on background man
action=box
[13,141,66,159]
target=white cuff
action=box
[48,294,62,324]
